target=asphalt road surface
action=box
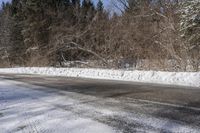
[0,74,200,133]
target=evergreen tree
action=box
[72,0,80,7]
[82,0,95,11]
[179,0,200,70]
[97,0,103,12]
[1,2,6,10]
[179,0,200,45]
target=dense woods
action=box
[0,0,199,71]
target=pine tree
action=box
[97,0,103,12]
[1,2,6,10]
[72,0,80,7]
[179,0,200,44]
[179,0,200,71]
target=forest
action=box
[0,0,199,71]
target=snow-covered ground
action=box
[0,67,199,88]
[0,79,116,133]
[1,78,200,133]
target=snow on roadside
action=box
[0,67,199,88]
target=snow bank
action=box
[0,67,199,87]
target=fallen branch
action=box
[58,42,108,65]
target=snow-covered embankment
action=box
[0,67,199,87]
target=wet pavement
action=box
[0,74,200,133]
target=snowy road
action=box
[0,74,200,133]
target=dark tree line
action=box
[0,0,199,71]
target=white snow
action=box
[0,79,116,133]
[0,67,199,87]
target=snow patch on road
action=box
[0,80,116,133]
[0,67,199,87]
[1,79,200,132]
